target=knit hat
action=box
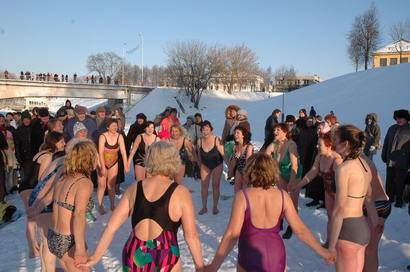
[75,105,87,115]
[237,109,248,117]
[38,108,49,117]
[393,109,410,121]
[187,115,194,122]
[21,110,31,120]
[73,122,88,136]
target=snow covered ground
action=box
[2,63,410,271]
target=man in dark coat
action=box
[263,109,281,149]
[364,113,381,161]
[14,111,34,179]
[382,109,410,208]
[64,105,96,142]
[31,107,49,154]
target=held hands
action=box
[76,255,99,270]
[324,247,337,265]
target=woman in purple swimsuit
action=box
[206,153,334,272]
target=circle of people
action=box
[1,100,409,272]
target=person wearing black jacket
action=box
[126,113,147,152]
[382,109,410,208]
[0,129,8,203]
[31,108,49,154]
[14,111,34,179]
[263,109,281,150]
[364,113,381,161]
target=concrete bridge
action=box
[0,79,154,107]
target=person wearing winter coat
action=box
[30,107,50,154]
[229,109,251,138]
[382,109,410,208]
[63,105,96,142]
[309,106,317,117]
[221,105,240,144]
[126,113,147,152]
[183,116,201,145]
[263,109,281,149]
[364,113,381,161]
[158,108,180,140]
[14,111,34,179]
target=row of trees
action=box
[347,4,410,71]
[86,43,290,108]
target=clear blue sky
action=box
[0,0,409,80]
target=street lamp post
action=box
[122,43,126,85]
[139,33,144,86]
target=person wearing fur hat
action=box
[382,109,410,208]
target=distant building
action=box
[372,39,410,68]
[273,75,321,92]
[208,74,264,92]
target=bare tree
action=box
[219,45,259,94]
[347,31,363,72]
[273,65,297,92]
[389,19,410,64]
[87,52,122,79]
[347,4,380,70]
[166,41,224,108]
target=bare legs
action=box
[324,192,335,243]
[199,164,222,215]
[336,240,367,272]
[364,220,385,272]
[37,214,55,272]
[234,172,247,193]
[134,164,146,182]
[20,190,40,258]
[174,165,185,184]
[97,164,119,214]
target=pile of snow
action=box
[2,64,410,271]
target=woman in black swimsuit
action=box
[197,121,224,215]
[169,125,195,184]
[48,140,98,271]
[229,125,253,193]
[97,119,128,214]
[128,121,158,181]
[329,125,378,272]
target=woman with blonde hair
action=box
[206,153,334,272]
[81,141,204,271]
[168,124,196,184]
[47,140,98,271]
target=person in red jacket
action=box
[158,108,180,140]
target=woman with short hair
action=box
[197,120,224,215]
[82,141,204,271]
[206,153,334,272]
